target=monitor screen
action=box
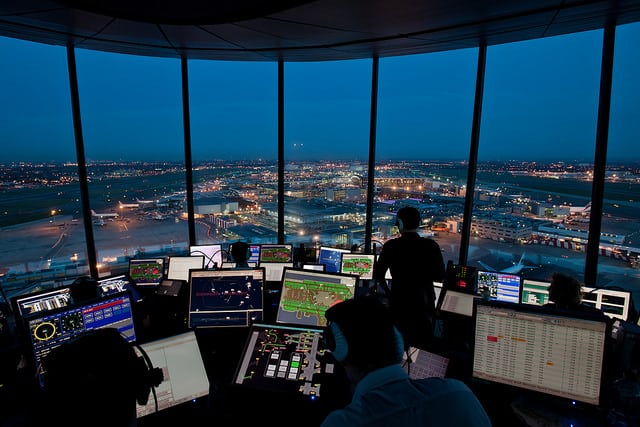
[318,246,350,273]
[520,278,551,306]
[189,244,223,269]
[11,287,73,319]
[276,267,357,327]
[260,262,294,282]
[129,258,165,287]
[249,244,261,265]
[340,253,375,280]
[443,263,477,294]
[581,286,632,321]
[472,300,609,406]
[476,270,521,303]
[135,331,209,418]
[24,292,137,382]
[402,347,449,379]
[188,268,264,328]
[233,322,333,401]
[167,255,205,281]
[259,244,293,263]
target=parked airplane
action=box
[476,252,534,274]
[91,209,119,219]
[118,201,140,209]
[136,198,158,205]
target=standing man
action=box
[373,206,445,350]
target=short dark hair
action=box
[41,328,141,426]
[324,296,402,369]
[548,272,582,306]
[396,206,421,230]
[230,241,250,262]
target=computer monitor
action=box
[11,286,73,320]
[96,274,142,302]
[249,244,261,266]
[189,244,223,269]
[135,331,210,418]
[472,300,610,406]
[581,286,632,321]
[276,267,357,328]
[476,270,522,303]
[340,253,375,280]
[318,246,350,273]
[402,347,449,379]
[443,262,477,294]
[166,255,205,281]
[232,322,332,401]
[259,243,293,263]
[259,244,294,282]
[188,268,264,328]
[520,278,551,306]
[129,258,165,287]
[24,292,137,383]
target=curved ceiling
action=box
[1,0,640,61]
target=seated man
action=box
[322,296,492,427]
[544,271,608,318]
[39,328,161,427]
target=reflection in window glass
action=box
[607,22,640,308]
[376,50,477,265]
[284,60,371,257]
[477,31,601,285]
[189,60,277,250]
[76,50,186,276]
[0,37,84,297]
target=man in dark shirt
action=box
[373,206,446,350]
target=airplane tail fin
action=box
[91,209,96,216]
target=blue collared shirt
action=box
[321,365,492,427]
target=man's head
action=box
[396,207,421,232]
[41,328,148,427]
[548,272,582,306]
[324,296,404,373]
[230,241,251,264]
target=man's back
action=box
[374,231,445,347]
[321,365,491,427]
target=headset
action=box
[327,321,405,363]
[324,297,405,365]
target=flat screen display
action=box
[189,244,223,269]
[167,255,205,281]
[340,253,375,280]
[129,258,165,287]
[276,267,357,327]
[581,286,632,321]
[135,331,209,418]
[188,268,264,328]
[233,323,333,401]
[472,300,609,406]
[318,246,350,273]
[12,287,73,319]
[24,292,137,382]
[476,270,521,303]
[259,244,293,263]
[520,279,551,306]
